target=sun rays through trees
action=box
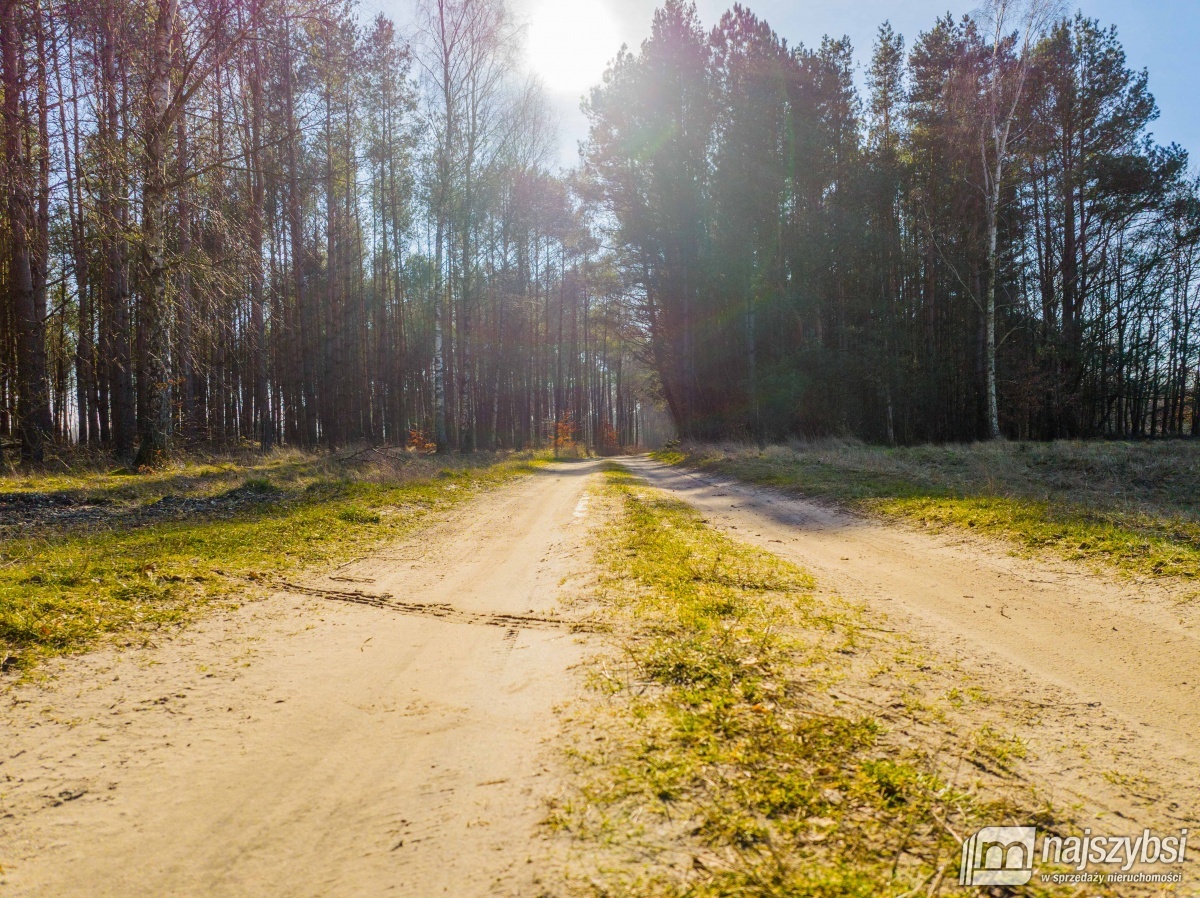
[584,1,1199,443]
[0,0,1197,464]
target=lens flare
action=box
[528,0,620,94]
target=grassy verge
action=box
[1,449,541,672]
[653,441,1200,585]
[550,469,1098,897]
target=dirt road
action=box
[1,460,601,898]
[4,454,1198,896]
[618,456,1200,828]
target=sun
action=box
[528,0,620,94]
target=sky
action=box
[365,0,1200,170]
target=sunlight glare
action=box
[528,0,620,94]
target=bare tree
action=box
[136,0,245,466]
[976,0,1062,438]
[412,0,520,451]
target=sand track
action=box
[0,460,601,898]
[617,456,1200,834]
[3,454,1197,896]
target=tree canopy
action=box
[0,0,1196,465]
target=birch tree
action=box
[975,0,1061,438]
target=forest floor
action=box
[1,448,1198,895]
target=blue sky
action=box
[368,0,1199,170]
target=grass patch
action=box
[0,448,542,672]
[654,441,1200,585]
[551,469,1092,897]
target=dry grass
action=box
[0,446,542,672]
[548,469,1113,897]
[655,440,1200,585]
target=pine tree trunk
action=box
[134,0,178,467]
[984,149,1002,441]
[248,0,270,451]
[433,213,448,451]
[100,8,134,459]
[2,0,53,464]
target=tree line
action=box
[3,0,1198,466]
[0,0,654,465]
[585,0,1200,443]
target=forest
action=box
[1,0,1198,465]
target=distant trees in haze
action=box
[585,0,1200,442]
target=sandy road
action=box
[0,460,602,898]
[618,456,1200,826]
[5,453,1199,897]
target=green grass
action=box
[550,469,1091,897]
[654,441,1200,585]
[0,449,542,671]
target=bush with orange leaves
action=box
[408,429,438,455]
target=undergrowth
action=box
[0,449,542,671]
[654,441,1200,586]
[550,469,1093,897]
